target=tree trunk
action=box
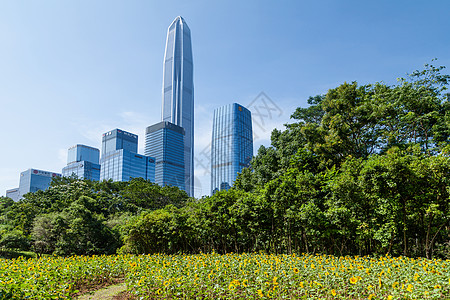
[425,214,434,259]
[402,199,408,256]
[386,233,394,255]
[302,230,309,253]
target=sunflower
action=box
[349,276,359,284]
[257,289,264,298]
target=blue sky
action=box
[1,0,449,197]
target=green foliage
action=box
[0,61,449,259]
[0,230,30,251]
[0,177,190,256]
[29,196,120,256]
[233,61,450,258]
[291,94,325,124]
[0,197,14,214]
[120,206,178,254]
[119,178,189,211]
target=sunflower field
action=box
[0,253,449,299]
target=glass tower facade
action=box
[62,144,101,180]
[100,129,155,182]
[62,161,101,181]
[145,121,185,192]
[102,129,138,154]
[100,150,155,182]
[211,103,253,194]
[7,168,62,200]
[162,16,194,196]
[67,144,100,165]
[6,188,19,202]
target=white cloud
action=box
[119,111,150,126]
[74,111,160,154]
[57,148,67,166]
[118,111,158,153]
[77,121,114,147]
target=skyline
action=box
[1,1,450,198]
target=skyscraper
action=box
[100,129,155,182]
[102,128,138,154]
[145,121,185,191]
[67,144,100,165]
[62,144,101,181]
[162,16,194,196]
[211,103,253,194]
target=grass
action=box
[0,249,36,259]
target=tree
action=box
[409,153,450,258]
[291,95,325,124]
[120,206,179,254]
[56,196,119,255]
[31,214,58,255]
[235,146,280,192]
[0,196,14,213]
[0,230,30,251]
[119,178,189,211]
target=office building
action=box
[162,16,194,196]
[211,103,253,194]
[102,128,138,154]
[6,188,19,202]
[100,150,155,182]
[19,169,61,197]
[100,129,155,182]
[62,144,101,181]
[145,121,185,191]
[6,168,62,201]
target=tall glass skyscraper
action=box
[62,144,101,180]
[145,121,185,192]
[162,16,194,196]
[100,129,155,182]
[211,103,253,194]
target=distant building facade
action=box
[100,129,155,182]
[6,168,62,201]
[211,103,253,194]
[145,121,185,192]
[5,188,19,202]
[19,169,62,197]
[62,144,100,180]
